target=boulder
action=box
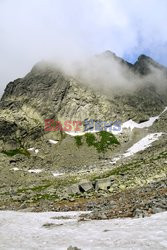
[79,181,94,192]
[67,184,81,195]
[67,246,81,250]
[95,177,112,191]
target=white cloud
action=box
[0,0,167,94]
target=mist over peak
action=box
[16,50,166,99]
[54,51,167,95]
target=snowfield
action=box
[122,116,159,131]
[0,211,167,250]
[123,132,163,158]
[110,132,163,164]
[122,106,167,131]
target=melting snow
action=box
[0,211,167,250]
[122,106,167,131]
[28,169,43,174]
[161,106,167,115]
[65,131,86,136]
[122,116,159,131]
[65,129,121,137]
[110,133,163,164]
[27,147,35,152]
[10,167,19,171]
[28,148,39,154]
[123,133,163,158]
[52,172,63,177]
[49,139,58,144]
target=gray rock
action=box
[67,246,81,250]
[95,178,112,191]
[42,223,63,229]
[79,181,94,192]
[20,194,27,201]
[68,184,81,195]
[19,202,27,210]
[152,207,166,214]
[133,209,149,218]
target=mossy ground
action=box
[1,148,30,157]
[74,131,120,157]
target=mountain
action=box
[1,52,167,144]
[0,51,166,217]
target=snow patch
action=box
[66,129,121,137]
[110,133,163,164]
[66,107,167,137]
[49,139,58,144]
[27,148,39,154]
[122,116,159,131]
[52,172,63,177]
[122,106,167,131]
[27,147,35,152]
[65,131,86,136]
[123,133,163,158]
[160,106,167,115]
[10,167,20,171]
[28,169,43,174]
[0,211,167,250]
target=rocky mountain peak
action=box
[134,54,165,75]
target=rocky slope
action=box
[0,51,166,217]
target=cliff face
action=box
[0,52,167,147]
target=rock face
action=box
[0,52,167,148]
[133,54,167,75]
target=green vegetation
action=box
[153,151,167,160]
[17,176,79,195]
[90,161,141,181]
[85,133,96,146]
[74,131,120,158]
[1,148,30,157]
[74,136,83,147]
[95,131,120,156]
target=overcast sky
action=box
[1,0,167,93]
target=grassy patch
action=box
[90,161,141,181]
[1,148,30,157]
[153,151,167,160]
[74,136,83,147]
[85,133,96,146]
[17,176,79,195]
[95,131,120,155]
[74,131,120,157]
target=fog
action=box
[1,0,167,95]
[48,50,166,96]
